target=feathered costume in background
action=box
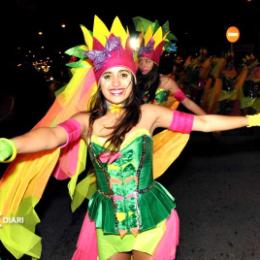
[132,16,189,178]
[132,16,178,54]
[0,16,189,259]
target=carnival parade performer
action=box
[0,16,260,260]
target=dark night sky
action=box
[8,0,260,57]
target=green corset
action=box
[87,129,176,235]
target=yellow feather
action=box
[153,27,163,48]
[80,25,93,50]
[110,17,128,47]
[93,15,110,46]
[144,26,153,46]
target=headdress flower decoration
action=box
[65,16,137,82]
[138,39,155,56]
[85,36,121,71]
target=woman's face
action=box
[138,57,154,75]
[100,66,133,104]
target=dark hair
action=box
[136,63,160,103]
[88,74,142,150]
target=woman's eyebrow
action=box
[119,69,130,73]
[103,72,112,76]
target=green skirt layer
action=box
[88,181,176,234]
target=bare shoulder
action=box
[141,103,169,116]
[140,103,173,130]
[141,103,157,113]
[160,75,178,90]
[72,111,89,122]
[159,74,170,85]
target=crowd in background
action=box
[160,49,260,116]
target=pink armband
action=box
[173,89,186,101]
[169,111,194,133]
[58,118,82,148]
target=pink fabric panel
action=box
[153,209,180,260]
[72,213,98,260]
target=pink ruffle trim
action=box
[153,209,180,260]
[72,213,98,260]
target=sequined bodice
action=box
[87,129,175,235]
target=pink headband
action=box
[86,36,137,83]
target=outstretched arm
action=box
[160,75,206,115]
[192,114,248,132]
[11,126,68,154]
[0,112,89,162]
[147,104,259,133]
[0,127,68,163]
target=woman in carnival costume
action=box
[1,16,260,260]
[240,56,260,115]
[133,17,206,115]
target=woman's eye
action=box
[121,73,129,78]
[103,74,111,80]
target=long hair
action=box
[88,74,142,151]
[136,63,160,103]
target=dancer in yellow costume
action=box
[1,16,260,260]
[240,60,260,114]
